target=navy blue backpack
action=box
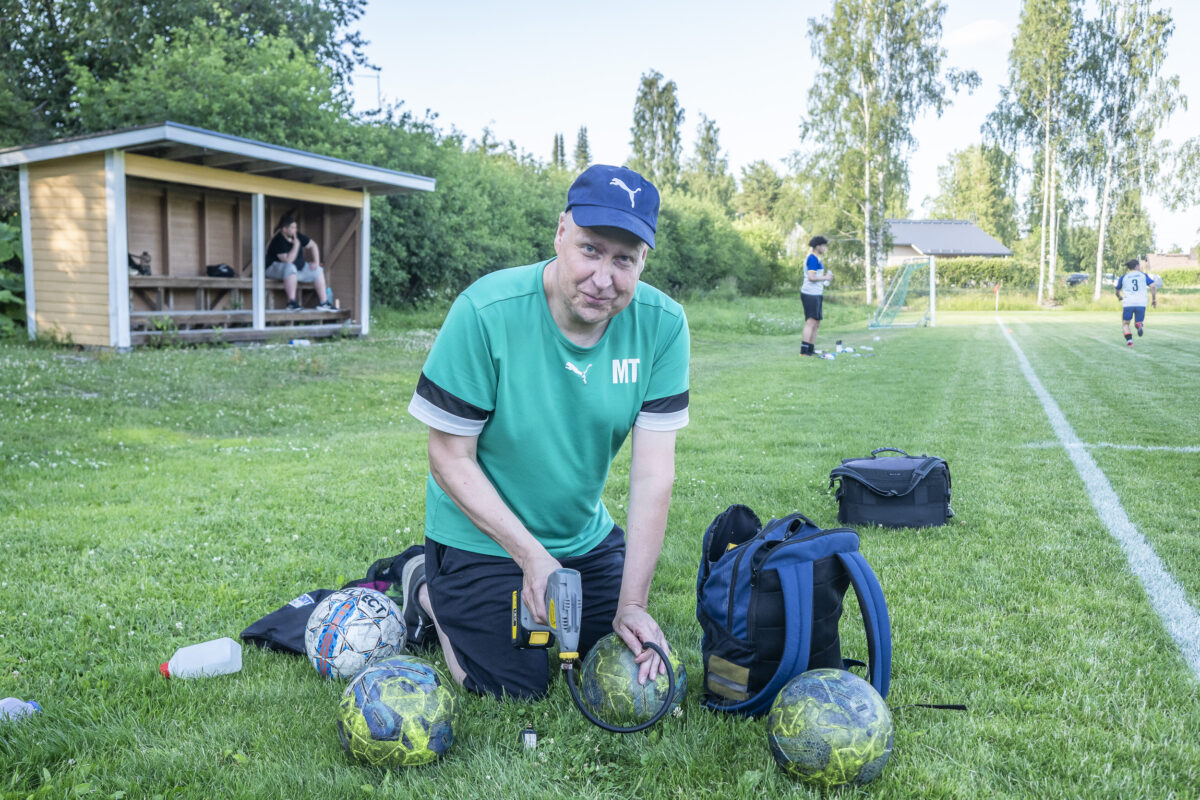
[695,505,891,716]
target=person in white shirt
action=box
[1115,258,1157,347]
[799,236,833,357]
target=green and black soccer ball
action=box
[578,632,687,725]
[337,654,457,767]
[767,668,893,787]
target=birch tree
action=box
[802,0,977,305]
[1079,0,1181,299]
[988,0,1080,305]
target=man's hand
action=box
[613,603,670,684]
[520,551,563,625]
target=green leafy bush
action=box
[0,219,24,336]
[920,256,1039,289]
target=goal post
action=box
[869,256,936,329]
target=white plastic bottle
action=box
[0,698,42,721]
[160,637,242,679]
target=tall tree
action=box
[573,126,591,171]
[629,70,685,188]
[1079,0,1181,299]
[681,113,736,214]
[1105,187,1156,267]
[988,0,1081,304]
[927,144,1019,246]
[66,12,350,153]
[802,0,977,305]
[736,160,783,219]
[0,0,367,144]
[1162,136,1200,248]
[551,132,567,170]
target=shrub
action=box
[0,219,24,337]
[921,256,1039,289]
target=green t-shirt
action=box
[408,259,690,558]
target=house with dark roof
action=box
[886,219,1011,266]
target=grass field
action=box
[2,299,1199,799]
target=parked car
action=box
[1065,272,1090,286]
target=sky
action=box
[349,1,1199,251]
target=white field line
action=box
[999,318,1200,682]
[1025,441,1200,454]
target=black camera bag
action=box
[829,448,952,528]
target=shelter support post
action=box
[360,191,370,337]
[105,150,130,349]
[929,255,936,328]
[18,165,35,339]
[252,193,265,330]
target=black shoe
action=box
[1136,324,1144,337]
[315,301,336,312]
[401,551,437,650]
[286,300,302,311]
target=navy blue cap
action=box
[565,165,659,249]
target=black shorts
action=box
[423,527,626,700]
[802,293,823,321]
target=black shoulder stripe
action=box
[416,373,489,420]
[640,390,689,414]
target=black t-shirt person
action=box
[266,231,311,271]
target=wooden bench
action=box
[129,275,330,312]
[130,306,352,331]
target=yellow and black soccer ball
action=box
[767,668,893,787]
[578,633,687,725]
[337,654,457,767]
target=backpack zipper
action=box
[746,527,858,592]
[724,519,854,627]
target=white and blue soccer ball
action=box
[304,587,406,679]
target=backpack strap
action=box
[838,550,891,698]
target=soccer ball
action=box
[767,668,894,787]
[337,654,457,767]
[304,587,405,679]
[578,633,687,724]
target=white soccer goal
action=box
[869,256,936,329]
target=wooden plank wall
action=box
[127,180,254,311]
[28,154,110,346]
[127,181,361,313]
[264,200,360,309]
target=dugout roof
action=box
[0,121,435,197]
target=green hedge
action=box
[1152,267,1200,288]
[922,256,1038,289]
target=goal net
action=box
[869,257,936,328]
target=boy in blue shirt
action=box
[800,236,833,356]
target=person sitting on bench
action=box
[266,215,335,311]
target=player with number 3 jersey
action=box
[1115,258,1157,347]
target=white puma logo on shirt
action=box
[609,178,641,208]
[565,362,593,384]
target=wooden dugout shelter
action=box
[0,121,435,347]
